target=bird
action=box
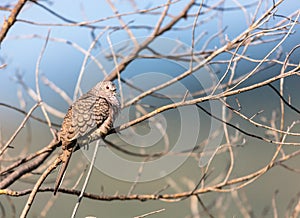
[53,81,120,195]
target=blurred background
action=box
[0,0,300,217]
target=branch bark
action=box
[0,0,28,45]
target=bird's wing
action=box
[92,96,111,128]
[60,94,110,143]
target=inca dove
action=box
[53,81,120,195]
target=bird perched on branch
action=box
[53,81,120,195]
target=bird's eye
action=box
[106,85,110,90]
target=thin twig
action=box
[134,208,165,218]
[0,103,40,156]
[71,140,101,218]
[35,30,52,129]
[20,157,62,218]
[0,0,28,44]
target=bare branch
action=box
[0,0,28,45]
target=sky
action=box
[0,0,299,110]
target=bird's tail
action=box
[53,147,73,195]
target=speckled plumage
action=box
[53,81,120,195]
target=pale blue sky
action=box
[0,0,299,109]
